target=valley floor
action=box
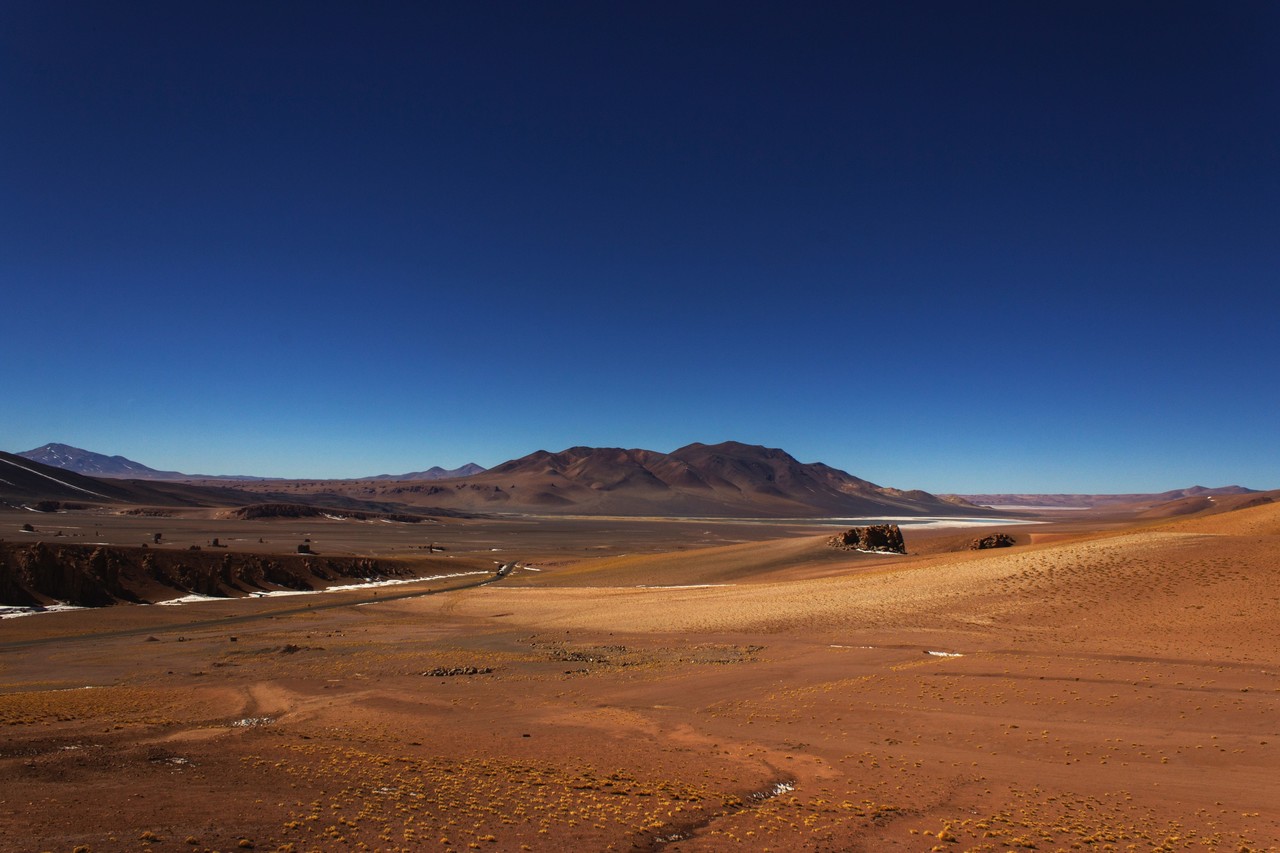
[0,505,1277,852]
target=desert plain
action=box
[1,501,1277,853]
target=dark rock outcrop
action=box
[826,524,906,554]
[0,542,402,608]
[0,543,133,606]
[229,503,423,523]
[969,533,1016,550]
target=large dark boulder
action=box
[826,524,906,554]
[969,532,1016,550]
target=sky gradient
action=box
[2,2,1277,493]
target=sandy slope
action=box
[0,505,1276,852]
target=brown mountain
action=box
[5,441,985,519]
[352,441,981,518]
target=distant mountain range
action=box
[20,443,187,479]
[0,450,252,507]
[955,485,1258,509]
[0,451,468,515]
[287,441,984,518]
[9,440,1263,521]
[18,443,271,481]
[17,443,484,483]
[368,463,487,481]
[10,440,979,517]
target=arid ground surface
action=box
[1,503,1277,852]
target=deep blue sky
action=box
[2,2,1276,492]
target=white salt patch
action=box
[813,515,1045,529]
[901,518,1043,529]
[927,650,964,658]
[983,505,1089,511]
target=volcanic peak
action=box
[459,440,963,516]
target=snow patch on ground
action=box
[154,571,491,607]
[0,602,89,619]
[157,593,225,606]
[317,572,488,592]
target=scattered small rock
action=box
[232,716,274,727]
[423,666,493,677]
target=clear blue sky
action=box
[2,2,1276,492]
